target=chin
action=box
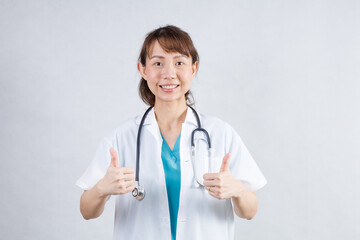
[155,95,186,104]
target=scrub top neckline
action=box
[160,133,181,153]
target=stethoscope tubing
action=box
[135,106,153,182]
[134,105,211,200]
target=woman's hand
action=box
[95,148,135,198]
[203,153,258,219]
[80,148,135,220]
[203,153,247,200]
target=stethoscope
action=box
[132,105,211,201]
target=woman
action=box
[76,25,267,240]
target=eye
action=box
[176,62,184,66]
[154,62,162,66]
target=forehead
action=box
[147,40,189,59]
[148,41,167,55]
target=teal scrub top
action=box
[161,133,181,240]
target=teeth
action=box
[161,85,177,89]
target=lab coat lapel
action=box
[180,107,200,187]
[135,107,162,143]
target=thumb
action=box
[109,148,119,167]
[219,153,231,172]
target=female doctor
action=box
[76,25,267,240]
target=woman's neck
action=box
[154,99,187,129]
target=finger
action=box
[206,186,220,194]
[209,188,228,200]
[203,179,218,187]
[203,172,220,180]
[120,167,135,174]
[208,190,220,200]
[121,174,135,181]
[125,184,136,192]
[123,182,136,191]
[124,180,135,188]
[109,148,119,167]
[117,185,134,195]
[219,153,231,172]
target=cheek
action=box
[182,71,194,83]
[147,69,161,80]
[145,73,158,85]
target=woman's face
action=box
[138,41,198,105]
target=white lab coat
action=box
[76,107,267,240]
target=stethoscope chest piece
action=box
[132,181,145,201]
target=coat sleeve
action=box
[225,125,267,192]
[75,136,114,190]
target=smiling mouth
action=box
[160,84,179,89]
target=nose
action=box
[162,63,176,80]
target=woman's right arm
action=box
[80,185,108,220]
[80,148,135,220]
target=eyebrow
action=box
[149,54,187,59]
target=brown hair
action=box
[138,25,199,106]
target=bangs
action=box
[139,25,199,66]
[147,36,191,58]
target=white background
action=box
[0,0,359,239]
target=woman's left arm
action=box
[203,153,258,220]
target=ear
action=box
[191,61,199,77]
[137,62,147,81]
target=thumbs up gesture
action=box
[96,148,135,197]
[203,153,246,200]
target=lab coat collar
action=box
[135,106,200,127]
[184,106,200,127]
[135,107,157,126]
